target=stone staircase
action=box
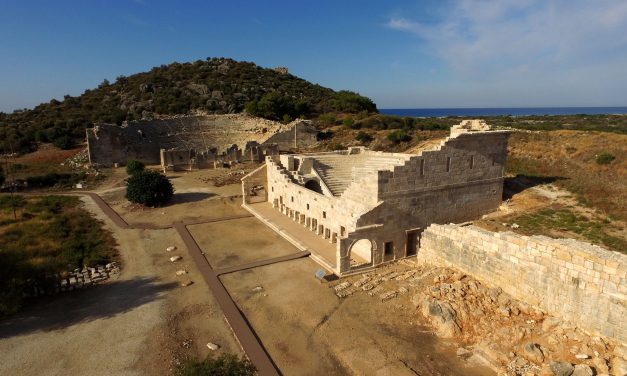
[312,154,409,196]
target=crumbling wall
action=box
[242,164,268,204]
[86,115,317,167]
[263,120,318,151]
[418,224,627,343]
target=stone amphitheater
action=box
[86,114,318,167]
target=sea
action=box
[379,107,627,117]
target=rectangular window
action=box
[420,159,425,176]
[470,155,474,169]
[322,211,327,219]
[271,187,274,192]
[446,157,451,172]
[306,203,310,210]
[291,196,294,202]
[340,226,346,237]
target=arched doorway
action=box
[304,179,323,194]
[350,239,373,264]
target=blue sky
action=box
[1,0,626,112]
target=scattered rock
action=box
[592,357,609,374]
[511,223,520,229]
[524,342,545,364]
[251,286,263,292]
[575,354,589,360]
[549,361,574,376]
[180,281,193,287]
[542,317,561,332]
[170,256,182,262]
[206,342,220,351]
[175,270,188,276]
[166,246,177,252]
[497,306,511,317]
[571,364,593,376]
[611,356,627,376]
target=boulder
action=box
[524,342,545,364]
[422,299,461,338]
[591,357,609,374]
[169,256,182,262]
[549,361,574,376]
[571,364,593,376]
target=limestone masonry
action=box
[242,120,510,276]
[86,114,318,167]
[418,223,627,343]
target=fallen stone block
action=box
[170,256,182,262]
[334,281,350,292]
[180,281,193,287]
[206,342,220,351]
[166,246,177,252]
[175,270,188,276]
[380,291,398,301]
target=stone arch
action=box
[304,179,323,194]
[348,238,374,264]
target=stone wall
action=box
[418,224,627,343]
[86,114,317,167]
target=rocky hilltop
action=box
[0,57,376,153]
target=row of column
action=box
[276,202,338,244]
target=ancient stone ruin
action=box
[242,119,510,276]
[86,114,318,167]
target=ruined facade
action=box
[418,223,626,342]
[160,142,280,171]
[86,114,318,167]
[242,120,510,276]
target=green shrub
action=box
[25,173,85,189]
[596,152,615,165]
[355,131,373,144]
[0,195,117,316]
[126,159,146,175]
[387,130,411,143]
[177,353,256,376]
[126,170,173,206]
[52,135,74,150]
[342,117,354,127]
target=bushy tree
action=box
[355,131,373,144]
[329,90,377,113]
[596,152,615,165]
[126,159,145,175]
[387,130,411,144]
[126,170,173,206]
[177,353,255,376]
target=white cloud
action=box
[386,0,627,105]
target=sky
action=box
[1,0,626,112]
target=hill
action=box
[0,58,376,153]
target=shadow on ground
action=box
[503,174,565,200]
[0,276,176,339]
[170,192,215,205]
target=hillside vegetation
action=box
[0,195,117,315]
[0,57,376,153]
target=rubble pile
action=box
[59,262,120,292]
[413,268,626,376]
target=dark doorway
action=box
[384,241,394,261]
[406,231,419,256]
[304,180,323,194]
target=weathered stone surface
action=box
[417,223,627,343]
[611,356,627,376]
[523,342,545,364]
[571,364,593,376]
[549,361,574,376]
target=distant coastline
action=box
[380,107,627,117]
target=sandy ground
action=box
[189,217,299,269]
[0,196,241,376]
[100,168,247,228]
[221,258,493,376]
